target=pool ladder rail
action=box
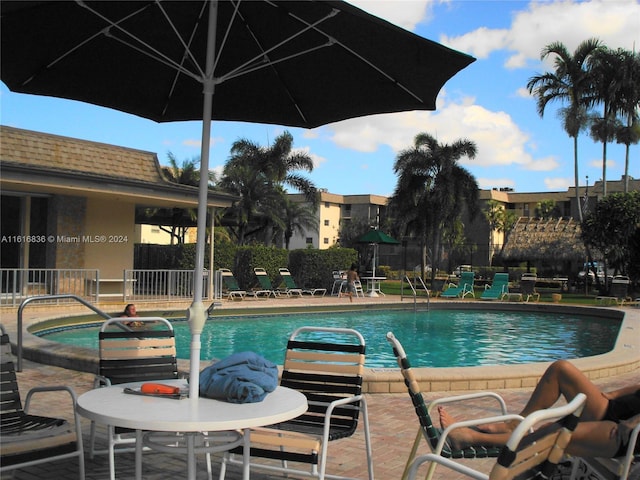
[402,275,430,311]
[15,293,138,372]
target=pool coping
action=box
[8,300,640,393]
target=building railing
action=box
[0,269,211,306]
[0,268,99,306]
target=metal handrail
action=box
[16,294,112,372]
[401,275,430,311]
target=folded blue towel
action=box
[199,351,278,403]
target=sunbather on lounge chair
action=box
[438,359,640,458]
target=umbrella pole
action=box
[188,0,219,403]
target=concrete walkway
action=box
[1,296,639,479]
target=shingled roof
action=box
[0,126,235,208]
[1,125,165,182]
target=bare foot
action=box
[437,406,476,449]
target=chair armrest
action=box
[93,374,111,388]
[24,385,78,412]
[428,391,509,417]
[434,413,525,455]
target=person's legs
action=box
[519,360,609,421]
[565,421,619,457]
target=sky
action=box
[1,0,639,197]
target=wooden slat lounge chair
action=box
[220,326,373,480]
[0,325,85,479]
[386,332,513,480]
[407,393,587,480]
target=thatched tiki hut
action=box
[500,217,587,276]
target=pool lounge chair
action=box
[275,267,303,297]
[252,268,278,298]
[279,267,326,297]
[480,272,509,300]
[0,325,85,479]
[441,271,475,298]
[407,393,587,480]
[597,275,630,306]
[386,332,511,480]
[219,268,246,300]
[520,273,540,302]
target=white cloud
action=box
[544,177,573,190]
[441,0,640,69]
[347,0,435,31]
[294,146,327,169]
[325,96,552,171]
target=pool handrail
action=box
[402,275,430,311]
[16,294,112,372]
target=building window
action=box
[324,220,329,226]
[323,238,329,244]
[305,237,313,244]
[324,202,330,208]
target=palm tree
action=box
[612,48,640,193]
[218,131,317,245]
[143,153,213,244]
[588,47,627,197]
[389,133,479,280]
[484,199,517,264]
[527,39,602,221]
[279,196,319,249]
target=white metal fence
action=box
[0,269,99,306]
[0,269,211,306]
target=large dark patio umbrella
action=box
[357,228,399,278]
[1,1,475,403]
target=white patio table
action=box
[76,379,307,480]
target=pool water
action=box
[38,309,620,368]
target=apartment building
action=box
[286,190,388,249]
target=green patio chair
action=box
[441,271,475,298]
[480,272,509,300]
[252,268,279,298]
[219,268,246,300]
[386,332,512,480]
[279,268,326,297]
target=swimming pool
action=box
[37,308,620,368]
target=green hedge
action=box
[166,241,357,292]
[289,247,358,291]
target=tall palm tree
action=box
[588,47,627,197]
[527,38,602,221]
[218,131,317,245]
[612,48,640,193]
[279,196,319,249]
[144,153,213,244]
[389,133,479,280]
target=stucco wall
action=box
[83,198,135,278]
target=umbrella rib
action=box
[216,5,339,85]
[284,8,427,104]
[20,2,151,87]
[79,1,203,83]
